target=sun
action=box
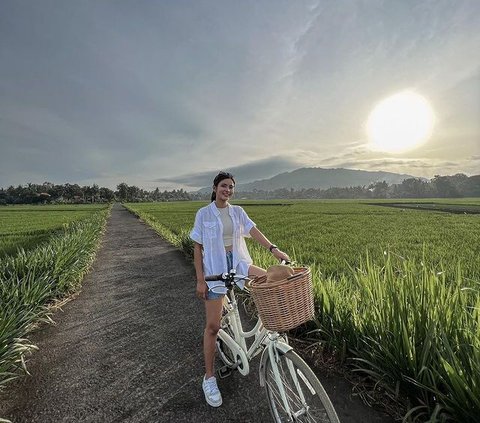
[366,91,435,153]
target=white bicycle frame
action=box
[217,286,267,376]
[216,281,308,420]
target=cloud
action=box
[1,2,478,189]
[331,157,479,178]
[336,158,459,169]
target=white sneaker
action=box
[202,375,222,407]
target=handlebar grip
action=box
[204,274,224,282]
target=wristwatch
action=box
[269,244,278,253]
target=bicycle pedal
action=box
[217,366,232,379]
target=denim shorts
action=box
[207,251,233,300]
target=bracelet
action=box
[269,244,278,253]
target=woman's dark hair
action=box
[211,171,235,202]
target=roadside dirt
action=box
[0,204,396,422]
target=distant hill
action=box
[199,167,418,192]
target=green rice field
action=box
[0,204,109,257]
[126,199,480,279]
[0,204,110,395]
[126,199,480,423]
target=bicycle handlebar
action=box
[204,274,228,282]
[204,259,292,287]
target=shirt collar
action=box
[208,201,220,216]
[209,201,230,216]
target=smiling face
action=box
[213,178,235,203]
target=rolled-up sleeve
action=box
[190,210,203,244]
[239,208,256,237]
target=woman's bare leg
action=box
[204,297,224,378]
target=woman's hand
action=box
[196,280,208,300]
[272,248,290,263]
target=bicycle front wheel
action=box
[264,349,340,423]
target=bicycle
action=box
[205,268,340,423]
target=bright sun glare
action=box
[366,91,435,153]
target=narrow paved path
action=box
[0,204,394,423]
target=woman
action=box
[190,171,289,407]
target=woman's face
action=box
[214,178,235,202]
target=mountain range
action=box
[198,167,419,193]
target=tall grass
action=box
[313,254,479,422]
[0,207,109,393]
[124,204,194,258]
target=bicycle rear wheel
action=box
[264,349,340,423]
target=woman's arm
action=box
[193,242,208,300]
[249,227,290,262]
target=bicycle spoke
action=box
[264,350,339,423]
[267,365,320,422]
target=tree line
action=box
[235,174,480,200]
[0,173,478,205]
[0,182,191,204]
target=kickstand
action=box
[217,366,232,379]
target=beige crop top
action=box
[218,206,233,246]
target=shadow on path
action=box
[0,204,394,423]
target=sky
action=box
[1,0,479,191]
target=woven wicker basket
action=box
[249,267,314,332]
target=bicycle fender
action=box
[258,341,293,387]
[218,329,250,376]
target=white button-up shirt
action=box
[190,202,256,286]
